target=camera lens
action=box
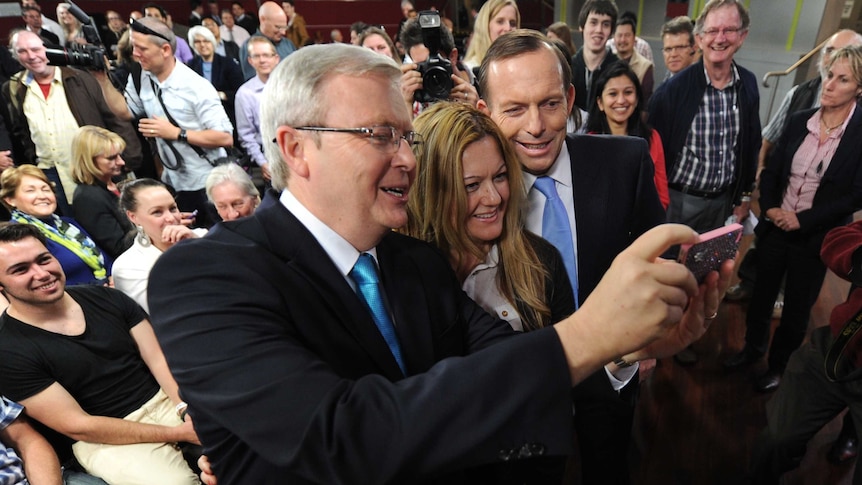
[422,66,452,100]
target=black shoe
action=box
[755,370,782,393]
[723,348,762,370]
[725,283,753,301]
[674,346,698,366]
[827,436,858,464]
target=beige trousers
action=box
[72,389,200,485]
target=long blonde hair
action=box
[463,0,520,67]
[406,102,550,330]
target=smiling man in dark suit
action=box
[148,43,727,485]
[477,29,666,485]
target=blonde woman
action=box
[71,126,134,259]
[463,0,519,70]
[406,101,571,483]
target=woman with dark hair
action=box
[586,61,669,208]
[113,179,205,312]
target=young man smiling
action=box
[571,0,619,110]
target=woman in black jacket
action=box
[70,125,134,260]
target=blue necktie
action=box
[533,176,579,306]
[350,253,407,375]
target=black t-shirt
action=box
[0,286,158,418]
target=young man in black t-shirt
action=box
[0,224,199,485]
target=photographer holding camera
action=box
[399,12,478,116]
[3,29,141,215]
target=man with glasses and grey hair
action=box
[124,16,233,228]
[649,0,760,365]
[147,42,730,484]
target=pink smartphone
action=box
[677,223,743,283]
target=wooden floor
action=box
[628,234,857,485]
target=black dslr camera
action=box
[414,10,453,103]
[44,0,107,70]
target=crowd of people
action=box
[0,0,858,484]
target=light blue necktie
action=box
[533,176,579,307]
[350,253,407,375]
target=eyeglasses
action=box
[294,125,423,153]
[129,17,172,43]
[249,53,278,60]
[663,44,693,54]
[700,27,744,39]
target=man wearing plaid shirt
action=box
[649,0,760,234]
[0,396,106,484]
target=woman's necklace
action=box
[821,114,846,135]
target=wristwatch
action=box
[177,129,188,143]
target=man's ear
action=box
[447,48,458,66]
[276,126,310,178]
[566,83,575,115]
[477,98,490,115]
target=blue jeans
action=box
[63,469,108,485]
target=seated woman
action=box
[71,126,135,260]
[585,61,670,208]
[113,179,205,312]
[205,162,260,222]
[405,102,573,484]
[0,165,109,285]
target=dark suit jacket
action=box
[188,54,243,106]
[222,40,241,64]
[565,134,666,307]
[188,54,243,126]
[71,182,133,260]
[757,106,862,255]
[148,201,575,485]
[35,28,60,46]
[561,134,664,485]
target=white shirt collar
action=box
[279,188,376,280]
[520,140,573,189]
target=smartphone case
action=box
[678,223,743,283]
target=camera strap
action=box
[825,303,862,382]
[150,78,219,168]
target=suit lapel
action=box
[822,107,862,180]
[376,234,436,375]
[567,136,609,302]
[252,203,407,379]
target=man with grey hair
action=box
[648,0,760,367]
[147,43,729,484]
[125,16,233,227]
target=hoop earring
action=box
[135,225,151,247]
